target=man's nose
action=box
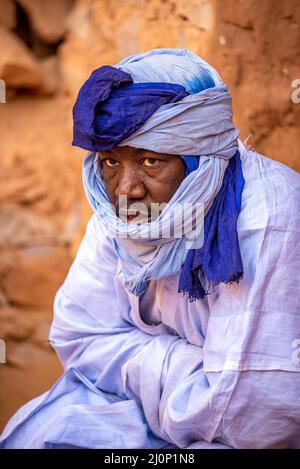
[115,168,146,200]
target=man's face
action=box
[99,146,186,223]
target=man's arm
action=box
[50,215,176,399]
[49,215,205,443]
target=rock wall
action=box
[0,0,299,430]
[0,0,78,429]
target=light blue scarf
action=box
[82,49,240,297]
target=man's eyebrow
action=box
[98,150,113,158]
[140,149,166,158]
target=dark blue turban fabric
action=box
[178,150,244,300]
[72,65,188,152]
[180,156,200,176]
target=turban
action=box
[73,48,245,301]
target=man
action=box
[1,48,300,449]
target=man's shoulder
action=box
[87,213,107,239]
[239,139,300,191]
[238,140,300,231]
[80,214,118,265]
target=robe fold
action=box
[1,140,300,449]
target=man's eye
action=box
[103,158,119,167]
[143,158,159,167]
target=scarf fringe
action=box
[178,149,245,302]
[178,269,244,303]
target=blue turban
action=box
[74,48,244,301]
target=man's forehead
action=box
[100,146,159,159]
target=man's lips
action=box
[127,214,139,222]
[118,210,150,223]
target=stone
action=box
[38,55,60,95]
[0,307,34,342]
[0,287,8,307]
[0,349,62,431]
[31,321,52,349]
[2,245,71,308]
[0,0,17,29]
[0,205,57,248]
[0,23,42,89]
[18,0,74,44]
[6,341,55,369]
[0,95,82,227]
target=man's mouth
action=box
[118,210,150,224]
[126,213,140,222]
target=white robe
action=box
[1,140,300,449]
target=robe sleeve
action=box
[50,215,201,437]
[49,214,209,445]
[50,214,176,399]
